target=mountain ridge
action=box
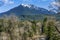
[0,4,56,17]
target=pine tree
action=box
[46,21,56,40]
[41,17,48,34]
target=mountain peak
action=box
[21,4,31,8]
[21,4,39,10]
[0,4,56,16]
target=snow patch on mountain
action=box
[21,4,31,8]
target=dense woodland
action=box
[0,14,60,40]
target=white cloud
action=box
[2,0,14,4]
[51,1,60,7]
[3,0,8,3]
[9,1,14,4]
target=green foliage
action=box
[28,30,33,37]
[46,21,57,40]
[41,17,48,34]
[23,32,27,40]
[53,34,60,40]
[0,25,3,32]
[31,24,36,34]
[0,19,5,32]
[43,17,47,23]
[0,14,60,40]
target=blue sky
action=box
[0,0,54,13]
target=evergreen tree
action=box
[41,17,48,34]
[46,21,56,40]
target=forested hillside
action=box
[0,15,60,40]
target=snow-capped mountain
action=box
[21,4,31,8]
[0,4,55,16]
[20,4,40,10]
